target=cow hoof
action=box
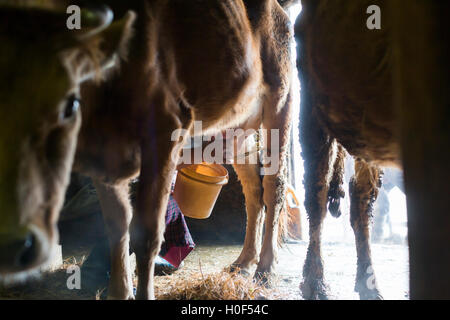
[106,293,135,300]
[227,264,251,277]
[355,278,383,300]
[300,279,329,300]
[358,289,383,300]
[254,271,276,288]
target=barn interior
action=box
[0,1,417,300]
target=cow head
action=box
[0,3,135,281]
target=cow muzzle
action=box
[0,226,48,274]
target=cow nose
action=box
[0,232,39,272]
[17,233,38,268]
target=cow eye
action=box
[62,95,80,120]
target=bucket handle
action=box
[286,185,300,208]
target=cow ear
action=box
[89,10,136,67]
[63,9,136,83]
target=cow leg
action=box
[92,179,134,300]
[130,94,191,300]
[298,79,336,298]
[230,162,264,274]
[254,93,292,284]
[300,139,334,299]
[349,159,383,300]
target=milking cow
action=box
[296,0,450,299]
[64,0,295,299]
[0,2,134,282]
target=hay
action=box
[0,253,285,300]
[0,256,98,300]
[154,270,282,300]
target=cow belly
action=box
[303,0,400,165]
[158,0,264,132]
[316,94,400,166]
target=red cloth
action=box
[159,194,195,268]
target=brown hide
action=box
[75,0,294,300]
[296,0,450,299]
[298,0,398,166]
[0,4,133,281]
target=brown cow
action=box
[73,0,294,299]
[296,0,450,299]
[0,2,134,283]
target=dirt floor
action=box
[0,190,410,300]
[0,239,409,300]
[177,241,409,300]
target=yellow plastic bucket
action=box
[173,163,229,219]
